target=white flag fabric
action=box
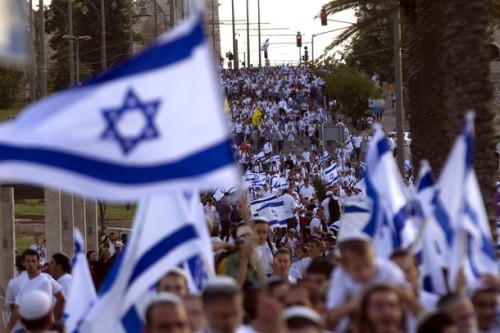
[362,125,416,258]
[337,198,371,241]
[63,229,97,333]
[0,0,27,64]
[251,195,287,229]
[323,162,338,186]
[0,12,238,201]
[437,113,497,291]
[78,192,214,333]
[414,160,448,295]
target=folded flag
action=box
[0,0,27,64]
[0,12,238,201]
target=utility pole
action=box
[246,0,250,67]
[169,0,176,29]
[28,0,36,102]
[68,0,74,86]
[393,8,405,177]
[257,0,261,67]
[231,0,238,70]
[128,0,133,54]
[153,0,158,37]
[39,0,47,97]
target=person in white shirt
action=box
[299,178,316,202]
[351,133,362,161]
[6,249,65,333]
[29,233,46,266]
[4,256,26,325]
[254,218,277,276]
[49,252,73,300]
[282,189,298,228]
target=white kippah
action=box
[18,290,52,321]
[282,306,324,326]
[203,276,240,293]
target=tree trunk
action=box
[441,0,497,233]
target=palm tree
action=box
[321,0,498,230]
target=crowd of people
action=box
[3,66,500,333]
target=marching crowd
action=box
[4,66,500,333]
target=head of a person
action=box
[100,247,111,261]
[15,254,25,273]
[322,236,336,251]
[50,252,71,279]
[389,249,419,288]
[19,290,53,331]
[359,284,406,333]
[417,311,459,333]
[144,292,191,333]
[109,232,116,242]
[438,292,477,333]
[114,242,123,256]
[33,233,42,245]
[273,248,292,278]
[296,245,309,260]
[338,237,376,283]
[253,218,270,245]
[471,287,498,332]
[282,306,324,333]
[265,276,290,306]
[184,294,206,333]
[157,268,189,299]
[308,238,323,259]
[22,248,40,274]
[86,250,98,262]
[305,258,334,293]
[202,277,244,333]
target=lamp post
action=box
[257,0,261,67]
[63,35,92,84]
[231,0,238,70]
[246,0,250,67]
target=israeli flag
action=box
[212,186,236,201]
[251,195,279,216]
[318,151,330,167]
[78,192,214,333]
[0,0,27,64]
[0,12,238,201]
[438,112,497,291]
[63,229,97,333]
[323,162,338,186]
[253,196,287,229]
[414,160,448,295]
[260,38,270,51]
[268,174,288,190]
[266,154,281,164]
[362,124,416,258]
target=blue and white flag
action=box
[64,229,97,333]
[0,0,27,64]
[260,38,269,51]
[438,112,497,291]
[268,174,288,190]
[323,162,338,186]
[212,186,236,201]
[0,12,238,201]
[265,154,281,164]
[78,192,214,333]
[414,160,448,295]
[318,151,330,167]
[362,124,416,258]
[251,195,287,228]
[405,156,413,174]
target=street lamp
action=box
[63,35,92,84]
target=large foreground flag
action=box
[0,0,27,64]
[0,12,238,201]
[63,229,97,333]
[438,113,497,291]
[362,125,416,258]
[78,192,215,333]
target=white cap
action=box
[326,191,333,196]
[18,290,52,321]
[282,306,324,326]
[203,276,240,294]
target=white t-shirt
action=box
[300,185,315,200]
[257,242,277,275]
[309,217,322,237]
[4,271,27,324]
[326,258,406,331]
[57,273,73,300]
[292,257,312,277]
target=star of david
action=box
[271,209,278,217]
[101,89,161,155]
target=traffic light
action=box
[304,47,309,62]
[264,50,268,59]
[321,9,328,26]
[296,33,302,47]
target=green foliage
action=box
[45,0,138,91]
[0,66,24,109]
[317,64,381,120]
[313,175,327,203]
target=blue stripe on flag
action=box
[86,17,204,87]
[128,224,198,287]
[256,201,284,211]
[121,306,143,333]
[0,139,233,185]
[417,172,434,192]
[345,205,370,214]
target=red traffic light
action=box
[296,34,302,47]
[321,9,327,26]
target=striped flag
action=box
[78,192,214,333]
[437,112,497,291]
[362,124,416,258]
[0,11,238,201]
[251,195,287,229]
[260,38,270,51]
[63,229,97,333]
[323,162,338,186]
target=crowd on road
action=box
[4,65,500,333]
